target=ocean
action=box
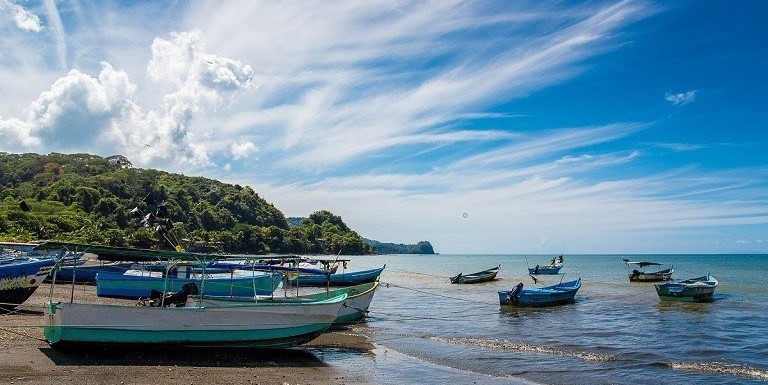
[317,254,768,385]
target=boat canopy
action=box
[623,260,662,267]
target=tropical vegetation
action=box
[0,152,372,254]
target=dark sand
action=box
[0,284,374,385]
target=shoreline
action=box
[0,284,373,385]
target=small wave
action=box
[429,336,615,362]
[666,361,768,381]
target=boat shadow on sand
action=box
[39,346,330,368]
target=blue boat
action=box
[527,255,564,275]
[49,262,135,284]
[96,267,283,299]
[0,252,56,311]
[285,265,385,287]
[498,278,581,307]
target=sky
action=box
[1,1,767,254]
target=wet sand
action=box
[0,284,374,385]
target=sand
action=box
[0,284,375,385]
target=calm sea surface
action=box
[325,254,768,385]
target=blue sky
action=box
[1,1,766,253]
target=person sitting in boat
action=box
[533,264,539,274]
[549,258,556,267]
[557,255,564,264]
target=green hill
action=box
[363,239,435,254]
[0,152,371,255]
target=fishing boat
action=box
[622,258,673,282]
[44,292,347,347]
[528,255,564,275]
[498,278,581,307]
[95,265,282,299]
[450,265,499,284]
[654,274,718,302]
[36,241,348,347]
[200,281,380,325]
[0,251,56,311]
[285,265,385,287]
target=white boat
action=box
[44,291,347,347]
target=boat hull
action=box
[498,279,581,307]
[96,272,282,299]
[654,275,718,302]
[0,257,55,310]
[44,294,346,347]
[527,265,563,275]
[285,266,385,287]
[629,268,673,282]
[48,263,134,284]
[450,267,499,284]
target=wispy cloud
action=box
[665,90,697,105]
[42,0,67,70]
[645,142,706,152]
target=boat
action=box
[450,265,499,284]
[498,278,581,307]
[36,241,348,347]
[285,265,385,287]
[0,251,56,311]
[654,274,718,302]
[44,291,347,347]
[622,258,673,282]
[200,281,380,325]
[95,265,282,299]
[528,255,564,275]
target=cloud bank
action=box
[0,30,253,167]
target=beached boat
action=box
[450,265,499,284]
[35,241,348,347]
[50,262,135,284]
[622,258,673,282]
[44,292,347,347]
[654,274,718,302]
[200,281,379,325]
[528,255,564,275]
[285,265,385,287]
[0,252,56,311]
[95,266,282,299]
[498,278,581,307]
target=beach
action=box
[0,284,373,385]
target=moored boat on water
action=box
[528,255,564,275]
[498,278,581,307]
[654,274,718,302]
[622,258,673,282]
[450,265,499,284]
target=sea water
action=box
[326,254,768,385]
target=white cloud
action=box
[0,0,42,32]
[665,90,696,105]
[230,141,257,159]
[0,30,253,167]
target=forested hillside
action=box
[0,152,372,254]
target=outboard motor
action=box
[506,282,524,303]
